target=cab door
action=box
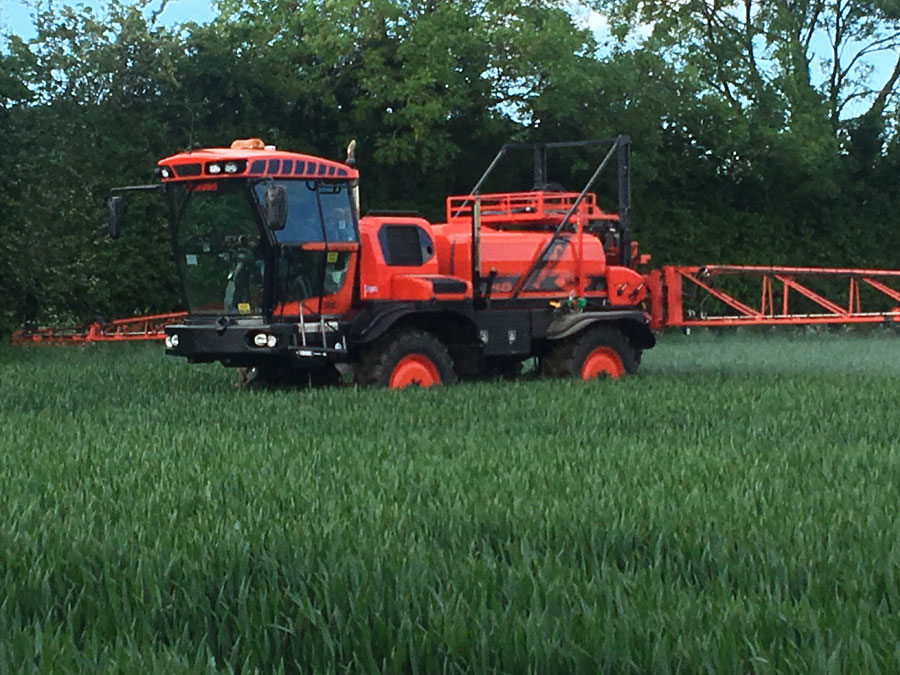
[257,179,358,319]
[308,182,359,315]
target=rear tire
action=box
[355,329,457,389]
[543,326,638,380]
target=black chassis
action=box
[164,300,654,370]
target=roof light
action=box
[231,138,266,149]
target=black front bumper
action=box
[164,321,348,367]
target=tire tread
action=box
[544,325,639,378]
[355,329,457,387]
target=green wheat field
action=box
[2,330,900,673]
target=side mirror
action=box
[265,185,287,230]
[108,196,125,239]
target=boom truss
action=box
[12,312,187,345]
[646,265,900,330]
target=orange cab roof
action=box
[157,146,359,181]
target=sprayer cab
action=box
[155,139,361,321]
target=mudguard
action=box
[348,304,418,344]
[545,310,656,348]
[348,304,476,346]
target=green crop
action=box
[2,330,900,673]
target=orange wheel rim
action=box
[581,347,624,380]
[389,355,441,389]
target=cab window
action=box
[253,180,357,244]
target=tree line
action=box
[1,0,898,335]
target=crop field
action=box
[2,331,900,673]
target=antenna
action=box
[187,108,195,153]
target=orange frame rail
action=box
[12,312,187,345]
[646,265,900,330]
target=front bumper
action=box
[164,320,349,366]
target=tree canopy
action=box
[1,0,898,334]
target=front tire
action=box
[355,329,457,389]
[543,326,638,380]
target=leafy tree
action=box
[0,1,183,332]
[592,0,900,266]
[596,0,900,135]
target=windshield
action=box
[172,180,265,315]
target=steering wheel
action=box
[223,234,260,248]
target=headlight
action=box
[208,163,222,174]
[252,333,278,348]
[224,162,239,174]
[165,334,179,349]
[160,167,171,178]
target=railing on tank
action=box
[446,191,617,227]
